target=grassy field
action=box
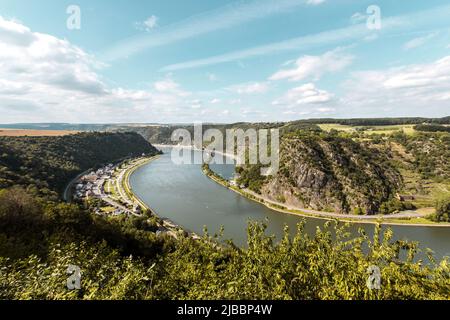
[318,124,355,132]
[100,206,116,213]
[104,179,119,199]
[0,128,79,136]
[318,124,416,135]
[361,124,416,135]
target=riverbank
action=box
[153,144,238,161]
[121,156,159,215]
[120,155,201,240]
[202,165,450,228]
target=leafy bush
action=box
[431,197,450,222]
[379,199,416,215]
[1,212,449,300]
[236,164,267,194]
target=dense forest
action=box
[0,132,159,198]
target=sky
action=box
[0,0,449,124]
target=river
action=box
[130,148,450,260]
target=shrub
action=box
[432,197,450,222]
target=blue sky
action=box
[0,0,449,123]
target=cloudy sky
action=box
[0,0,449,123]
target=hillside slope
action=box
[239,132,403,214]
[0,132,159,197]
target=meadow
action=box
[0,129,79,137]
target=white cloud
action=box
[161,4,450,71]
[207,73,218,82]
[154,79,178,92]
[135,15,159,32]
[0,18,107,97]
[403,32,437,50]
[162,24,367,72]
[341,55,450,114]
[306,0,326,5]
[363,33,379,42]
[270,48,353,82]
[210,98,221,104]
[190,99,202,109]
[241,108,268,118]
[273,83,333,106]
[381,56,450,90]
[144,15,158,30]
[317,107,335,113]
[230,82,269,94]
[0,16,197,123]
[350,12,366,25]
[104,0,315,61]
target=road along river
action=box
[130,148,450,260]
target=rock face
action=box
[259,133,403,214]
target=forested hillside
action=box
[0,132,159,198]
[390,132,450,181]
[237,131,403,214]
[114,117,450,145]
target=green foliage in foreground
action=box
[0,188,449,300]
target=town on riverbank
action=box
[67,155,200,239]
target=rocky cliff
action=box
[242,132,403,214]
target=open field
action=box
[318,124,355,132]
[318,124,416,135]
[361,124,416,135]
[398,166,450,208]
[0,128,79,136]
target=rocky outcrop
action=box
[259,133,403,214]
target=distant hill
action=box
[1,117,448,141]
[287,116,450,126]
[116,116,450,144]
[0,123,160,132]
[0,132,159,198]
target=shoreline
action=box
[122,154,201,240]
[118,146,449,229]
[202,166,450,228]
[122,156,160,215]
[153,144,237,161]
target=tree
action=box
[432,197,450,222]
